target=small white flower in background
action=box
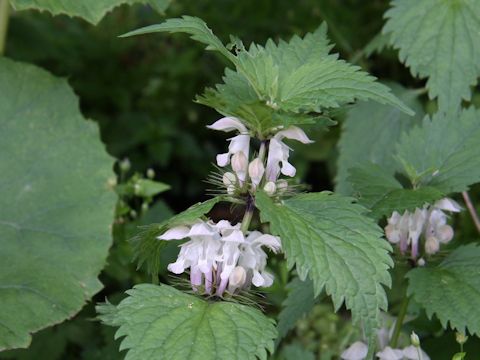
[403,345,430,360]
[158,219,281,296]
[385,198,461,259]
[341,341,368,360]
[376,346,404,360]
[265,126,313,182]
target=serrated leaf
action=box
[10,0,172,25]
[407,244,480,336]
[277,277,316,340]
[276,56,412,115]
[121,16,234,61]
[124,17,412,133]
[256,191,392,337]
[0,58,116,350]
[384,0,480,112]
[396,107,480,194]
[131,197,223,275]
[348,163,445,219]
[97,284,277,360]
[336,83,424,195]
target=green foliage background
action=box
[2,0,480,359]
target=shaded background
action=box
[3,0,480,359]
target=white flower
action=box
[408,208,427,259]
[216,134,250,169]
[222,172,236,186]
[158,219,281,296]
[207,116,247,133]
[207,117,251,172]
[248,158,265,187]
[402,345,430,360]
[238,231,281,287]
[376,346,404,360]
[265,126,312,181]
[434,198,461,213]
[341,341,368,360]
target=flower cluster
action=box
[208,117,313,196]
[341,341,430,360]
[384,198,461,259]
[158,219,281,296]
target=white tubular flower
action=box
[408,208,427,259]
[385,211,410,254]
[403,345,430,360]
[231,151,248,182]
[207,116,247,133]
[216,134,250,168]
[248,158,265,187]
[238,231,281,287]
[340,341,368,360]
[376,347,404,360]
[265,126,313,182]
[434,197,461,212]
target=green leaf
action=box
[125,18,412,133]
[384,0,480,112]
[0,58,116,350]
[396,107,480,194]
[121,16,234,61]
[97,284,277,360]
[336,83,424,195]
[256,191,392,336]
[133,179,170,197]
[10,0,172,25]
[277,277,316,340]
[131,197,223,275]
[348,163,445,219]
[407,244,480,336]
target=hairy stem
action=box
[240,141,267,233]
[0,0,9,55]
[391,294,410,348]
[462,191,480,234]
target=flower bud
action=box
[417,258,426,267]
[119,158,131,172]
[248,158,265,187]
[231,152,248,182]
[146,168,155,179]
[227,185,236,195]
[425,236,440,255]
[222,172,236,186]
[264,181,276,195]
[456,332,468,345]
[107,177,117,189]
[411,331,420,347]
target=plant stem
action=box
[391,294,410,348]
[240,197,254,233]
[0,0,9,55]
[462,191,480,234]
